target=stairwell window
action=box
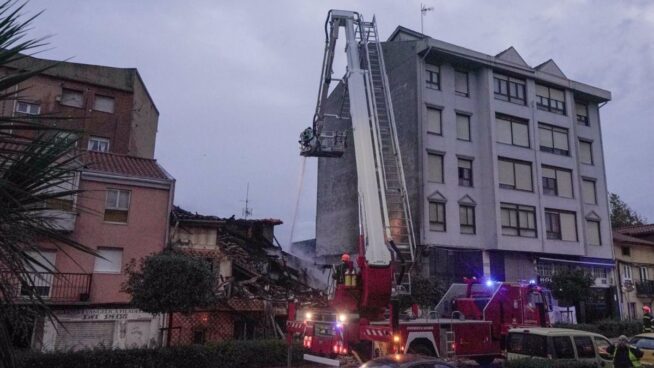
[542,166,573,198]
[576,102,589,125]
[459,205,475,234]
[501,203,536,238]
[586,219,601,246]
[539,123,569,156]
[494,73,526,105]
[582,179,597,205]
[579,140,593,165]
[60,88,84,108]
[455,70,469,97]
[458,158,473,187]
[427,107,442,135]
[427,152,444,183]
[545,209,577,241]
[496,114,529,148]
[498,158,533,191]
[429,201,446,232]
[536,84,566,114]
[456,114,471,141]
[104,189,130,223]
[425,66,440,90]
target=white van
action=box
[507,328,614,367]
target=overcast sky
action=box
[23,0,654,247]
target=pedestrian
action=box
[607,335,643,368]
[643,306,653,333]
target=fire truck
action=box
[288,10,551,366]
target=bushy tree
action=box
[610,193,646,228]
[122,251,217,314]
[551,268,594,320]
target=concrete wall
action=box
[130,73,158,158]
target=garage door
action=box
[55,321,114,351]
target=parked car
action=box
[359,354,456,368]
[507,328,613,367]
[631,333,654,367]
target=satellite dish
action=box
[622,279,635,293]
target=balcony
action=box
[1,271,91,303]
[636,281,654,297]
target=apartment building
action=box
[1,55,159,158]
[316,27,615,320]
[614,225,654,319]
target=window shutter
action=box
[539,126,553,148]
[496,118,512,144]
[456,114,470,140]
[56,321,115,351]
[553,130,569,151]
[512,122,529,147]
[550,88,565,101]
[560,213,578,241]
[93,96,115,113]
[94,248,123,273]
[580,141,592,163]
[575,102,587,117]
[557,170,573,198]
[515,162,532,190]
[455,71,468,94]
[427,108,442,134]
[428,154,443,182]
[536,84,548,97]
[587,220,601,245]
[583,180,597,204]
[498,160,515,186]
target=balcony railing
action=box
[636,280,654,297]
[0,271,91,303]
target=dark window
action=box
[192,329,206,344]
[507,333,547,357]
[543,176,557,196]
[539,123,569,156]
[501,203,537,238]
[573,336,596,358]
[496,114,529,148]
[429,202,446,232]
[458,158,473,187]
[536,84,566,114]
[455,70,469,97]
[545,209,578,241]
[622,246,631,256]
[545,211,562,240]
[494,73,526,105]
[553,336,575,359]
[542,166,573,198]
[426,67,440,89]
[576,102,589,125]
[459,205,475,234]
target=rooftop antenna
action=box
[421,3,433,34]
[241,183,253,219]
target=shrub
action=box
[554,319,642,338]
[505,358,597,368]
[15,340,306,368]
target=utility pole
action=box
[421,3,433,34]
[241,183,253,219]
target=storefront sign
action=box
[56,308,152,321]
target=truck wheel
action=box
[407,341,437,357]
[474,357,496,367]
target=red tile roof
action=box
[613,231,654,246]
[615,224,654,236]
[83,151,172,181]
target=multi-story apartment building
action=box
[1,55,159,158]
[2,57,175,350]
[614,225,654,319]
[316,27,615,320]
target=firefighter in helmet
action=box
[643,306,653,333]
[334,253,351,284]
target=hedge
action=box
[505,358,597,368]
[15,339,307,368]
[554,319,642,338]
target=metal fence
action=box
[0,271,92,303]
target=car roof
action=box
[508,327,607,338]
[634,333,654,339]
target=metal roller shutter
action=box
[55,321,114,351]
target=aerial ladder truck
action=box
[288,10,551,366]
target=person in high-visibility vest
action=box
[643,306,653,333]
[608,335,643,368]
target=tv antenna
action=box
[421,3,433,34]
[241,183,253,219]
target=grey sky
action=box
[23,0,654,247]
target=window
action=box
[496,114,529,148]
[545,209,577,241]
[576,102,589,125]
[425,66,440,89]
[494,73,526,105]
[594,337,612,361]
[623,264,632,280]
[498,158,533,191]
[93,95,115,113]
[552,336,575,359]
[458,158,473,187]
[622,246,631,256]
[641,267,649,281]
[507,333,547,357]
[60,88,84,108]
[427,107,442,135]
[542,166,573,198]
[578,140,593,165]
[582,179,597,204]
[536,84,566,114]
[44,198,74,211]
[456,114,471,141]
[573,336,596,359]
[94,247,123,273]
[427,153,444,183]
[455,70,469,97]
[539,123,569,155]
[586,219,601,245]
[15,101,40,115]
[501,203,537,238]
[104,189,130,223]
[429,201,446,232]
[459,205,475,234]
[88,136,110,152]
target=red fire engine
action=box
[289,10,550,366]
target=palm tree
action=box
[0,2,93,366]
